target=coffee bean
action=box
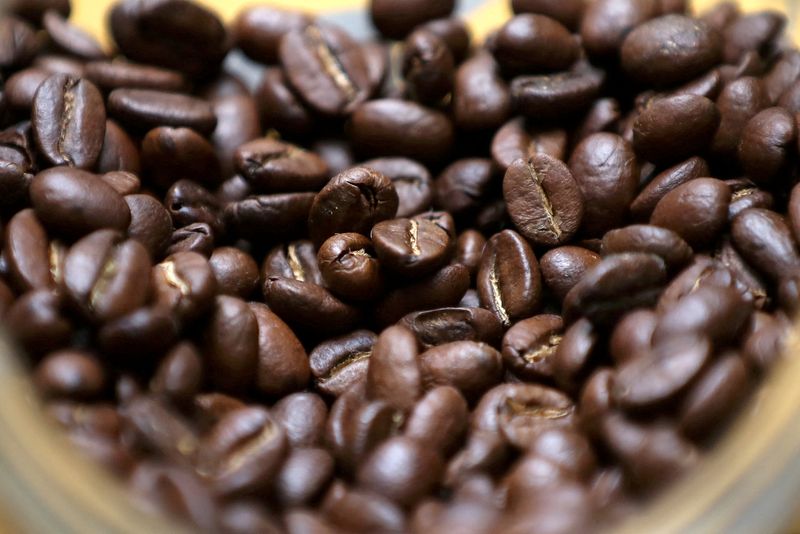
[492,118,568,171]
[552,317,597,392]
[32,74,105,169]
[494,14,579,75]
[453,230,486,279]
[235,138,328,193]
[563,253,667,324]
[33,55,85,77]
[85,60,186,92]
[629,156,709,220]
[152,251,217,321]
[420,17,470,63]
[96,306,178,360]
[722,11,785,64]
[7,289,72,356]
[142,127,222,189]
[5,68,49,111]
[349,99,454,164]
[0,15,39,70]
[310,329,376,397]
[263,240,323,287]
[5,208,64,292]
[273,392,328,448]
[274,447,334,507]
[321,481,406,532]
[504,154,583,246]
[225,193,315,243]
[193,393,246,432]
[539,246,601,302]
[362,157,433,218]
[233,6,312,65]
[621,15,721,87]
[122,395,199,465]
[220,502,283,534]
[308,166,398,246]
[317,233,383,301]
[204,296,258,393]
[107,89,217,135]
[502,314,563,381]
[569,133,639,235]
[602,225,692,271]
[400,307,503,349]
[167,223,214,257]
[673,68,722,100]
[263,277,361,336]
[632,94,719,164]
[165,179,223,237]
[280,24,370,117]
[372,217,451,277]
[477,230,542,327]
[250,302,311,396]
[254,69,314,139]
[711,76,769,159]
[404,386,467,455]
[34,349,105,399]
[511,64,605,119]
[370,0,455,39]
[580,0,659,58]
[574,97,622,144]
[513,0,584,29]
[453,52,511,132]
[650,178,731,248]
[402,29,454,105]
[198,407,288,497]
[738,107,797,186]
[150,342,203,405]
[96,120,141,174]
[367,325,422,410]
[30,166,130,237]
[125,194,173,260]
[732,208,800,282]
[609,309,657,365]
[419,341,504,400]
[208,247,258,299]
[42,10,106,60]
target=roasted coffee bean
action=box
[32,74,105,169]
[34,349,105,399]
[280,24,370,117]
[250,302,310,396]
[580,0,659,58]
[511,64,605,119]
[738,107,797,186]
[502,314,563,381]
[400,307,502,349]
[370,0,455,39]
[602,225,692,271]
[211,95,262,179]
[650,178,731,248]
[578,368,615,441]
[453,230,486,279]
[33,55,85,77]
[220,502,283,534]
[362,158,433,218]
[5,208,64,292]
[512,0,584,29]
[404,386,467,456]
[711,76,769,159]
[204,296,258,393]
[255,69,314,139]
[494,14,579,75]
[776,80,800,113]
[402,29,454,104]
[30,167,130,237]
[274,447,334,507]
[262,240,323,287]
[7,290,71,356]
[574,97,622,144]
[673,68,722,100]
[477,230,542,327]
[0,16,39,70]
[208,247,258,299]
[165,179,223,237]
[609,309,657,365]
[85,60,186,92]
[552,317,597,392]
[97,306,178,360]
[504,154,583,246]
[42,11,106,60]
[96,120,141,174]
[372,217,451,277]
[152,251,216,321]
[273,393,328,448]
[435,159,494,218]
[216,175,252,205]
[142,127,221,188]
[621,15,722,87]
[125,194,173,260]
[5,68,50,111]
[420,17,470,63]
[763,49,800,103]
[492,118,568,171]
[563,253,667,324]
[107,89,216,135]
[122,395,199,465]
[366,325,423,411]
[62,230,151,323]
[540,246,601,302]
[732,208,800,282]
[167,223,214,257]
[310,330,376,397]
[629,156,709,220]
[318,233,383,301]
[419,341,504,400]
[233,6,312,64]
[632,94,719,164]
[193,393,246,432]
[263,277,361,336]
[150,342,203,405]
[722,11,785,64]
[453,52,511,132]
[349,99,454,164]
[224,193,316,242]
[198,407,288,497]
[235,138,328,193]
[321,481,406,533]
[308,166,398,246]
[109,0,228,79]
[569,133,639,236]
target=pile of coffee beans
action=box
[1,0,798,530]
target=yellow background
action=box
[72,0,798,49]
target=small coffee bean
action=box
[435,158,495,218]
[310,329,376,397]
[574,97,622,143]
[404,386,468,456]
[263,277,361,336]
[107,89,217,135]
[419,341,504,400]
[142,127,222,188]
[167,223,215,257]
[279,24,370,117]
[552,317,597,392]
[224,193,316,243]
[400,307,503,349]
[673,68,722,99]
[477,230,542,327]
[650,178,731,248]
[609,309,657,365]
[504,154,583,246]
[165,179,223,238]
[5,208,64,292]
[453,52,511,132]
[580,0,659,58]
[494,14,579,75]
[563,253,667,324]
[84,60,187,92]
[511,64,605,119]
[272,393,328,448]
[0,15,39,70]
[738,107,797,186]
[34,349,105,399]
[629,156,709,220]
[235,138,328,193]
[30,166,130,237]
[602,225,693,271]
[193,393,246,432]
[513,0,585,29]
[220,502,283,534]
[492,118,568,171]
[33,55,85,77]
[233,5,312,64]
[539,246,601,302]
[320,481,406,532]
[198,407,288,497]
[711,76,769,159]
[722,11,785,64]
[32,74,106,169]
[204,296,258,393]
[420,17,470,63]
[366,324,423,411]
[151,251,217,322]
[317,233,383,301]
[208,247,259,299]
[97,306,178,360]
[578,368,614,440]
[402,29,454,105]
[370,0,455,39]
[255,68,314,139]
[274,447,335,507]
[96,120,141,174]
[454,230,486,279]
[5,68,50,111]
[262,240,323,288]
[727,180,774,221]
[620,15,722,87]
[502,314,563,381]
[150,342,203,405]
[42,10,106,60]
[250,302,310,396]
[763,49,800,103]
[211,95,262,179]
[122,395,199,465]
[371,217,451,277]
[732,208,800,281]
[362,157,433,218]
[308,166,398,246]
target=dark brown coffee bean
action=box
[198,407,288,497]
[580,0,659,58]
[6,290,71,356]
[400,307,503,349]
[262,239,323,287]
[513,0,584,29]
[569,133,639,236]
[511,64,605,119]
[308,166,398,246]
[711,76,769,158]
[142,127,221,188]
[477,230,542,327]
[602,225,692,271]
[250,302,310,396]
[504,154,583,246]
[34,349,105,400]
[732,208,800,281]
[32,74,105,169]
[62,230,151,323]
[193,393,246,432]
[419,341,504,400]
[375,264,467,327]
[107,89,216,135]
[100,170,140,195]
[453,230,486,280]
[762,49,800,103]
[5,208,63,292]
[372,217,451,277]
[274,447,334,507]
[255,68,314,138]
[224,193,316,243]
[621,15,722,87]
[166,223,214,257]
[722,11,784,64]
[109,0,228,79]
[404,386,467,456]
[125,194,173,260]
[401,29,454,105]
[151,251,217,321]
[563,253,667,324]
[216,175,251,205]
[650,178,731,248]
[42,10,106,60]
[609,309,657,365]
[366,325,422,411]
[33,54,85,77]
[453,52,511,132]
[370,0,455,39]
[263,277,361,336]
[150,342,203,405]
[349,99,454,164]
[573,97,622,144]
[122,395,199,465]
[233,5,312,64]
[208,247,258,299]
[362,158,433,218]
[211,95,262,179]
[5,68,49,111]
[0,15,39,70]
[673,68,722,100]
[310,330,376,397]
[502,314,563,381]
[30,166,130,237]
[320,481,406,533]
[738,107,797,186]
[165,179,223,237]
[492,118,568,171]
[96,306,178,360]
[272,393,328,448]
[434,158,494,218]
[96,120,141,174]
[204,296,258,393]
[633,94,719,164]
[318,233,383,301]
[235,138,328,193]
[539,246,601,302]
[419,17,470,62]
[280,24,370,117]
[220,502,283,534]
[629,156,709,220]
[494,14,579,75]
[552,317,597,393]
[85,60,186,92]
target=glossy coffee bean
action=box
[208,247,259,299]
[609,309,657,365]
[435,158,494,218]
[512,0,584,29]
[320,481,406,532]
[262,240,322,287]
[650,178,731,248]
[0,16,40,70]
[125,194,173,259]
[580,0,659,58]
[250,302,310,396]
[732,208,800,282]
[204,296,258,393]
[167,223,214,257]
[552,317,597,392]
[235,138,328,193]
[492,118,568,171]
[6,290,71,356]
[151,251,217,321]
[96,120,141,174]
[255,68,314,139]
[142,126,221,188]
[402,29,454,104]
[504,154,583,246]
[602,225,692,271]
[34,350,105,399]
[711,76,769,158]
[511,65,605,120]
[310,329,376,397]
[629,156,709,220]
[419,341,504,400]
[263,277,361,336]
[502,314,563,381]
[224,193,316,243]
[122,395,199,465]
[371,217,451,277]
[404,386,468,456]
[400,307,503,349]
[453,52,511,132]
[274,447,335,507]
[366,325,422,411]
[494,14,578,75]
[362,158,433,218]
[164,179,223,238]
[97,306,178,359]
[84,60,187,92]
[722,11,785,64]
[107,89,216,135]
[318,233,383,301]
[370,0,455,39]
[272,393,328,448]
[42,11,106,60]
[233,6,312,65]
[5,208,63,292]
[738,107,797,186]
[539,246,601,302]
[150,342,203,405]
